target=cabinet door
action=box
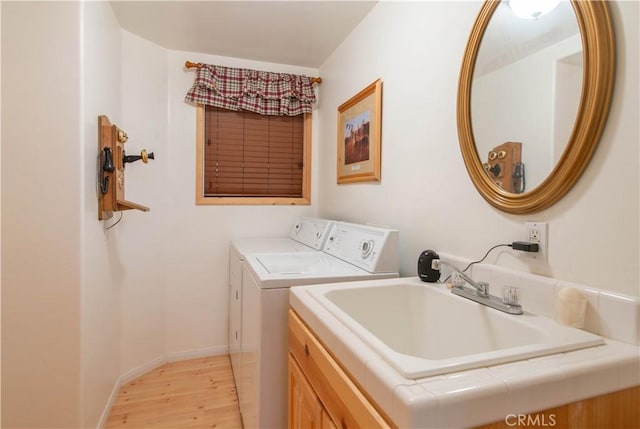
[289,355,323,429]
[289,310,391,429]
[321,409,338,429]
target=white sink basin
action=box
[306,279,604,378]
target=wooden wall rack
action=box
[98,115,150,220]
[483,141,523,194]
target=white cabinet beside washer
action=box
[240,263,293,429]
[228,246,243,393]
[239,222,400,429]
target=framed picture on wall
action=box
[337,79,382,184]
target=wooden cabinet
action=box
[289,308,639,429]
[288,310,391,429]
[475,387,639,429]
[288,356,343,429]
[321,409,338,429]
[289,355,323,429]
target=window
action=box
[196,105,311,205]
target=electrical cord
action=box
[106,211,124,230]
[459,243,512,272]
[441,243,512,283]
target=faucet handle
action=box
[477,281,490,297]
[451,273,466,288]
[502,286,521,306]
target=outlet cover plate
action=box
[524,221,547,262]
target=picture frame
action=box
[337,79,382,184]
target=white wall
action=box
[473,34,582,189]
[2,1,637,426]
[317,1,639,297]
[552,52,582,164]
[2,2,83,427]
[1,3,4,422]
[2,7,321,422]
[115,29,169,379]
[80,2,122,427]
[164,49,319,355]
[1,3,147,427]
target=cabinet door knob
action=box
[304,344,309,357]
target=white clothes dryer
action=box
[228,218,335,398]
[239,221,400,429]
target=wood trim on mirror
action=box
[457,0,615,214]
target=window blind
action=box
[204,106,304,197]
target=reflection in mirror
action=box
[471,0,581,192]
[457,0,615,214]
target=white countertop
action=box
[290,277,640,428]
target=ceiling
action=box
[110,1,378,68]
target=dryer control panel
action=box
[323,222,399,273]
[289,217,335,250]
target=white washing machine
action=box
[228,217,335,403]
[239,221,400,429]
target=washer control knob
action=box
[360,240,374,258]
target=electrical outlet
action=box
[524,221,547,262]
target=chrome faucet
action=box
[432,259,489,297]
[431,258,523,315]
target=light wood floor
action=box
[105,355,243,429]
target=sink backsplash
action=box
[439,252,640,346]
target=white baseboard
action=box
[96,370,135,429]
[97,346,228,428]
[119,355,168,385]
[167,345,228,362]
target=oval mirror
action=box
[457,0,615,214]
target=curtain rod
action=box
[184,61,322,85]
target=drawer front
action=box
[289,310,391,429]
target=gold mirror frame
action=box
[457,0,615,214]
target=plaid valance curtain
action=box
[185,64,316,116]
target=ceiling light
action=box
[508,0,561,19]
